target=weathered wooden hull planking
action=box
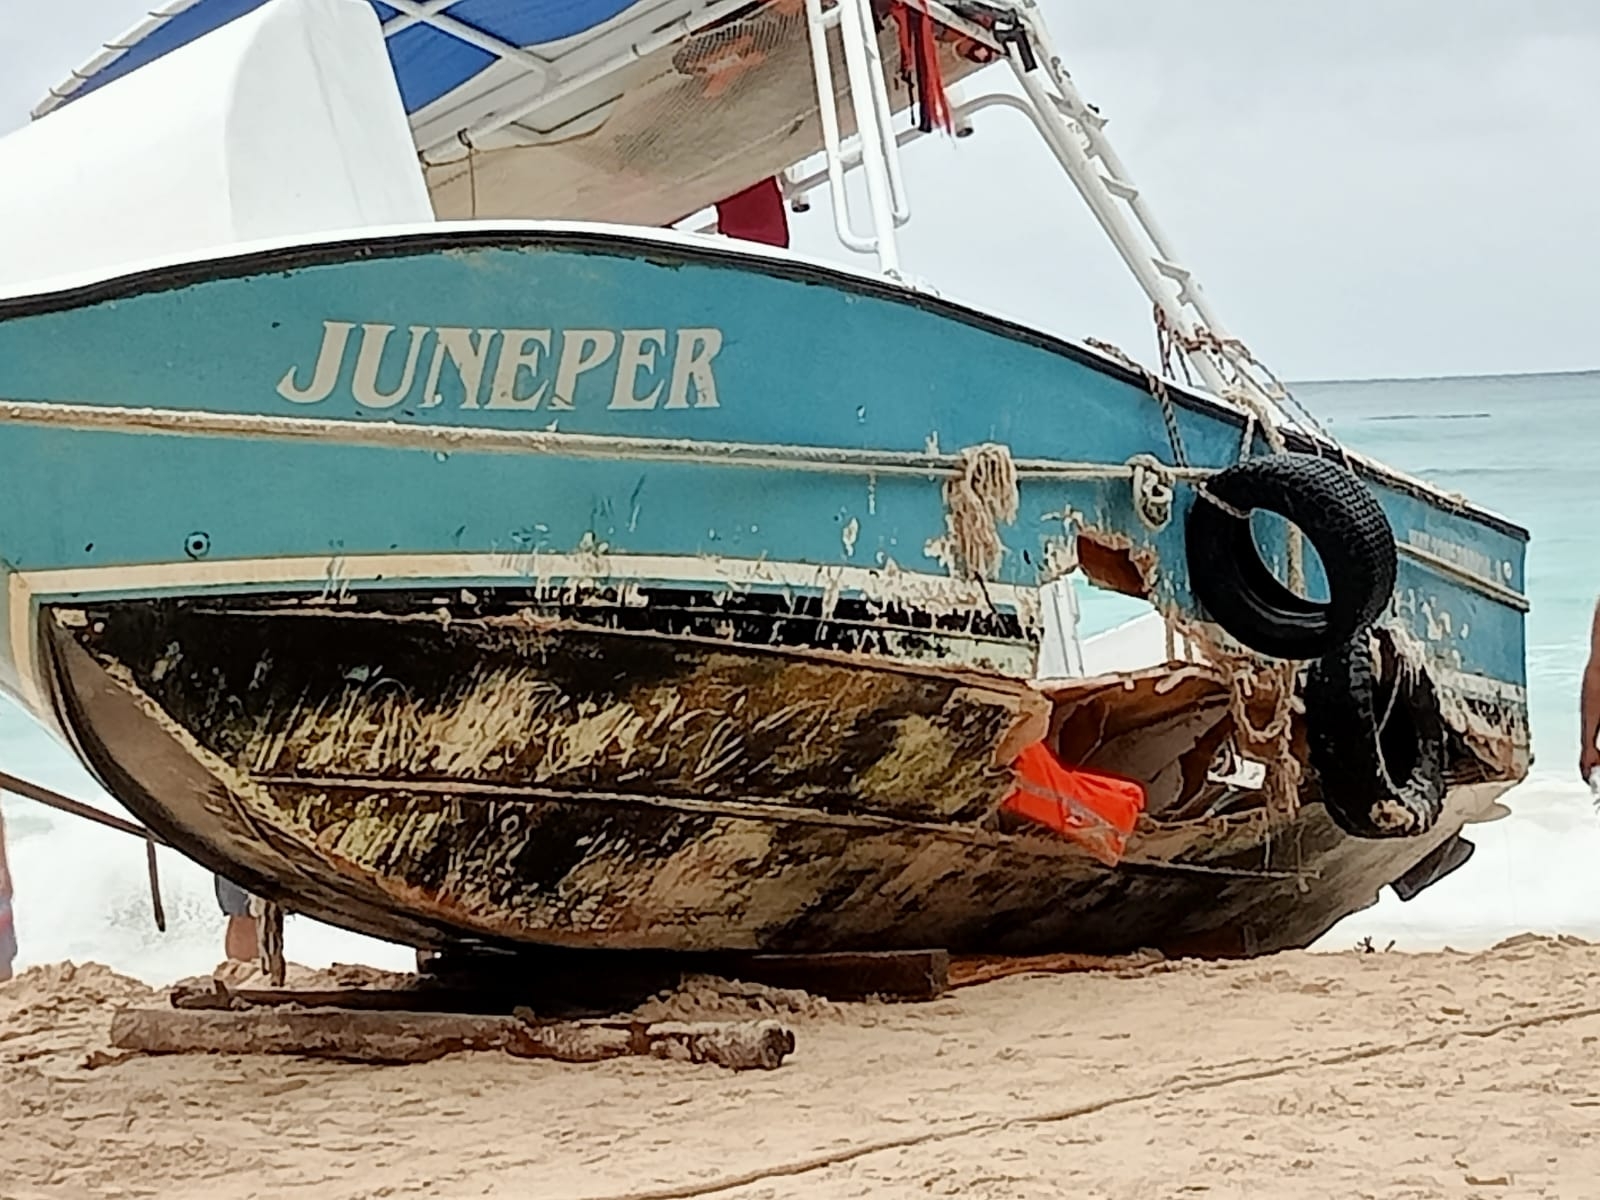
[47,593,1517,957]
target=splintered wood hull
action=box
[45,594,1512,958]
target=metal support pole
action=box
[834,0,904,275]
[803,0,877,254]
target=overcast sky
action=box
[1,1,1596,381]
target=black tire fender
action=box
[1185,453,1397,660]
[1304,627,1448,839]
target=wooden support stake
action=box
[144,836,166,934]
[110,1007,795,1071]
[256,901,286,988]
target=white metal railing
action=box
[801,0,910,276]
[844,0,913,227]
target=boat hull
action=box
[48,592,1511,957]
[0,226,1529,695]
[0,224,1532,958]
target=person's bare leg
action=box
[225,914,258,962]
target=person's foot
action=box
[210,958,258,985]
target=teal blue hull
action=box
[0,225,1532,955]
[0,226,1527,660]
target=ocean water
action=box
[1300,370,1600,950]
[2,370,1595,979]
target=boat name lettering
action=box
[276,321,724,412]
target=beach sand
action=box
[3,935,1599,1199]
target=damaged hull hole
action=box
[42,588,1528,957]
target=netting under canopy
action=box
[423,0,996,225]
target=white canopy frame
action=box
[414,0,761,162]
[378,0,555,88]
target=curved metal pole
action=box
[803,0,877,254]
[834,0,903,274]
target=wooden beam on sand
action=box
[170,980,514,1014]
[109,1007,796,1070]
[947,949,1165,988]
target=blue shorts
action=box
[214,875,254,918]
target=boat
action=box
[0,0,1528,960]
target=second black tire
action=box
[1185,453,1396,661]
[1304,627,1448,839]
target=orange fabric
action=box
[1001,742,1146,866]
[889,2,953,133]
[689,32,767,97]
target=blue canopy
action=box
[39,0,647,118]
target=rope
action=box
[1373,663,1405,796]
[1152,311,1289,454]
[1244,661,1303,815]
[1168,320,1320,596]
[1127,453,1175,531]
[941,442,1018,580]
[1076,337,1270,539]
[1191,483,1250,521]
[1153,302,1197,389]
[1238,409,1257,459]
[1151,308,1354,478]
[0,397,1223,485]
[1084,337,1188,468]
[1184,623,1303,815]
[1370,627,1429,797]
[462,131,479,219]
[1227,336,1352,470]
[1148,316,1320,595]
